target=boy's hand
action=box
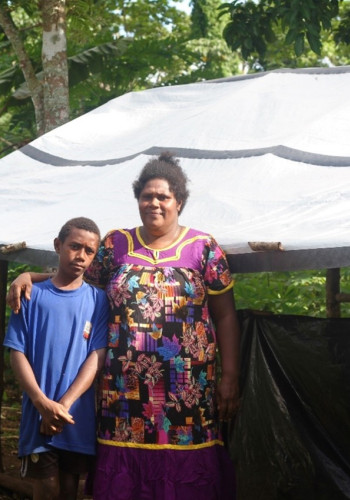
[37,398,75,435]
[6,272,33,314]
[40,421,63,436]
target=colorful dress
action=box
[86,227,236,500]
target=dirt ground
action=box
[0,349,28,499]
[0,400,29,499]
[0,395,90,499]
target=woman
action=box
[8,152,240,500]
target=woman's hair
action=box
[132,151,190,214]
[58,217,101,243]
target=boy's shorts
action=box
[20,449,95,479]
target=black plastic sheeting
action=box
[228,310,350,500]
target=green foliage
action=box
[234,268,350,318]
[190,0,229,38]
[219,0,350,71]
[220,0,276,60]
[219,0,345,60]
[7,262,42,283]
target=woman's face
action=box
[138,178,182,233]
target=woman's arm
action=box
[6,272,51,314]
[208,290,240,421]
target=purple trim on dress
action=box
[112,227,210,269]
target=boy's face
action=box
[54,227,99,280]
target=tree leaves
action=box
[220,0,343,59]
[0,66,18,93]
[220,0,274,59]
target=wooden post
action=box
[326,268,340,318]
[0,260,9,472]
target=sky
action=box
[175,0,191,14]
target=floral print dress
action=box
[86,226,236,500]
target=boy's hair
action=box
[58,217,101,243]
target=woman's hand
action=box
[7,271,51,313]
[6,272,33,314]
[217,374,240,421]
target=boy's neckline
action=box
[51,276,84,290]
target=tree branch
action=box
[0,5,44,134]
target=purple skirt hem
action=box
[88,443,236,500]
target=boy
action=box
[4,217,109,500]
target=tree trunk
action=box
[40,0,70,132]
[0,6,45,135]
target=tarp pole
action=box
[326,268,340,318]
[0,260,9,472]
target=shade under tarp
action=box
[230,310,350,500]
[1,65,350,272]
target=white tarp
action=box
[1,66,350,272]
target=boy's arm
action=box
[58,348,106,412]
[10,350,75,433]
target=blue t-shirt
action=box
[4,279,109,457]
